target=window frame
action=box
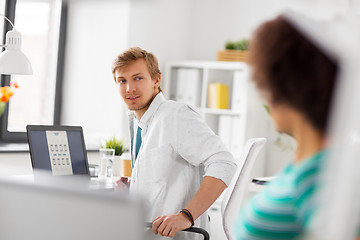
[0,0,67,143]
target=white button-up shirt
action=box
[129,92,236,240]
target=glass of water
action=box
[98,148,115,182]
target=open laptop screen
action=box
[27,125,89,176]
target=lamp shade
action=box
[0,29,32,75]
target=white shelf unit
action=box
[165,60,249,160]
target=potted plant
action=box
[102,137,128,157]
[217,38,250,62]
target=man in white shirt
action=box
[112,47,236,240]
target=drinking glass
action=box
[98,148,115,182]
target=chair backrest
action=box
[221,137,266,240]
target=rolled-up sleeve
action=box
[174,104,237,186]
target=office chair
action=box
[221,137,266,240]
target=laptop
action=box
[26,125,89,177]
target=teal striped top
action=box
[235,151,325,240]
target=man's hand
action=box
[152,213,192,238]
[115,176,130,190]
[150,177,226,238]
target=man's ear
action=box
[153,74,161,89]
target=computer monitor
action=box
[26,125,89,176]
[0,175,144,240]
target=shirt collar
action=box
[129,92,166,129]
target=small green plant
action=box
[235,38,250,50]
[225,38,250,50]
[225,41,236,50]
[101,137,128,156]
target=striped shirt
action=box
[235,151,325,240]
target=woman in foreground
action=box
[235,16,338,239]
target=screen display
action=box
[29,130,88,175]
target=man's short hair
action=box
[248,16,338,132]
[112,47,162,92]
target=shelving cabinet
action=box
[165,60,250,160]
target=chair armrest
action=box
[145,222,210,240]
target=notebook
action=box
[26,125,89,177]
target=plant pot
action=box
[217,50,248,62]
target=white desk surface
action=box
[1,174,275,193]
[0,174,116,190]
[0,174,34,182]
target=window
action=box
[0,0,66,142]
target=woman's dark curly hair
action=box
[248,16,338,132]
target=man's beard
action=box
[128,92,157,111]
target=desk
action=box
[0,174,116,191]
[0,174,34,182]
[0,175,144,240]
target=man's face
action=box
[114,58,160,119]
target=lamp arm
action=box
[0,13,15,47]
[0,13,15,29]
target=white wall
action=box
[350,0,360,16]
[125,0,288,66]
[126,0,193,67]
[188,0,285,61]
[61,0,131,148]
